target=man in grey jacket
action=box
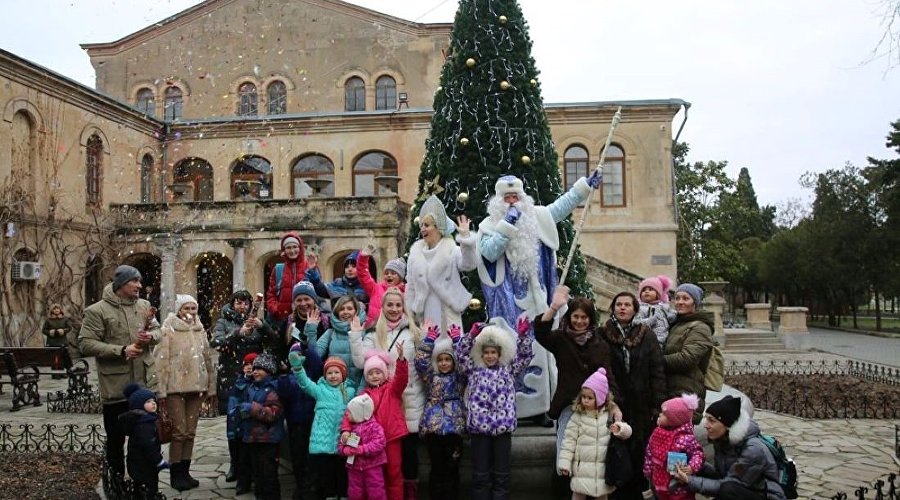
[78,265,161,473]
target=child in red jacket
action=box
[340,394,388,500]
[341,346,408,500]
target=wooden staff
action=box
[559,106,622,286]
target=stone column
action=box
[227,239,248,292]
[698,281,728,345]
[153,234,182,319]
[744,303,772,330]
[777,306,810,350]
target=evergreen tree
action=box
[406,0,593,311]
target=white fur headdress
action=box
[431,336,457,371]
[472,317,517,368]
[495,175,525,198]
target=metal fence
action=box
[725,359,900,385]
[821,472,898,500]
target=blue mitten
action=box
[587,169,603,189]
[504,206,521,224]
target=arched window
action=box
[231,155,273,200]
[84,254,103,305]
[174,157,214,202]
[344,77,365,112]
[563,145,589,191]
[136,88,155,117]
[238,82,258,116]
[140,154,154,203]
[353,151,398,196]
[292,154,335,198]
[85,134,103,206]
[267,81,287,115]
[11,111,35,192]
[375,75,396,110]
[164,86,183,121]
[601,144,626,207]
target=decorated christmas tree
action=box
[407,0,593,319]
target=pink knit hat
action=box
[363,350,392,378]
[581,368,609,408]
[638,275,673,304]
[662,393,699,427]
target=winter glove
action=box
[504,206,521,225]
[448,324,462,341]
[587,169,603,189]
[288,351,305,370]
[468,322,485,338]
[425,323,441,341]
[239,403,253,418]
[516,315,531,337]
[157,459,170,470]
[289,342,305,354]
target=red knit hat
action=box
[323,357,348,381]
[662,393,699,427]
[242,353,259,366]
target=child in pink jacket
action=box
[340,346,408,500]
[643,393,705,500]
[357,246,406,327]
[340,394,388,500]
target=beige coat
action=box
[78,284,161,403]
[558,410,632,498]
[153,313,217,398]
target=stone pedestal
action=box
[745,303,771,330]
[777,306,809,350]
[699,281,728,344]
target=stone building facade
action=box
[0,0,685,342]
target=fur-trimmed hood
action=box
[431,336,458,371]
[472,318,517,368]
[726,409,753,446]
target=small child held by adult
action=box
[557,368,632,500]
[415,323,466,500]
[340,394,388,500]
[644,393,705,500]
[636,275,676,346]
[236,354,284,500]
[289,348,355,500]
[340,346,408,500]
[456,317,535,500]
[119,383,169,496]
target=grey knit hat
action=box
[252,353,278,375]
[384,258,406,279]
[112,265,142,291]
[676,283,704,307]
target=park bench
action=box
[0,347,92,411]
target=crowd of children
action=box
[111,226,788,500]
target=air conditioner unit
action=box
[11,261,42,281]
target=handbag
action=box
[604,414,633,487]
[157,413,173,444]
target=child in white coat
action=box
[558,368,632,500]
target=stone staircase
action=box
[723,328,790,353]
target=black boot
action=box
[182,460,200,488]
[226,439,238,482]
[169,461,192,492]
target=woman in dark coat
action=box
[535,285,618,499]
[598,291,667,500]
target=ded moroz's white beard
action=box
[487,194,540,282]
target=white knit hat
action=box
[347,394,375,423]
[175,294,197,312]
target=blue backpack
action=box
[757,434,798,499]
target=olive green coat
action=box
[78,284,161,403]
[663,311,714,423]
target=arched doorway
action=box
[122,253,162,315]
[196,253,233,328]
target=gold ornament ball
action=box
[457,192,469,203]
[500,80,511,90]
[521,155,531,165]
[530,78,537,87]
[499,15,508,24]
[460,137,470,146]
[436,86,442,92]
[466,58,476,68]
[468,298,482,310]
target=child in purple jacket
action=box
[340,394,388,500]
[456,317,534,500]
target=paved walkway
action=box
[0,331,897,499]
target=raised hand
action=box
[306,253,319,269]
[361,243,377,257]
[288,351,305,370]
[468,322,484,338]
[425,322,441,341]
[350,316,363,332]
[551,285,570,311]
[448,324,462,340]
[587,168,603,189]
[456,215,471,233]
[516,314,531,337]
[308,308,321,324]
[395,340,405,360]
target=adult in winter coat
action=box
[153,295,217,491]
[664,284,714,424]
[356,245,406,327]
[79,265,161,474]
[405,195,477,333]
[266,232,312,329]
[675,396,787,500]
[349,288,425,497]
[212,290,278,413]
[42,303,75,348]
[599,291,667,500]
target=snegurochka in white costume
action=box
[406,195,478,334]
[476,172,603,419]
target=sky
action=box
[2,0,898,208]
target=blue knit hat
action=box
[676,283,704,306]
[292,281,317,302]
[123,383,155,410]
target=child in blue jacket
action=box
[236,353,285,500]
